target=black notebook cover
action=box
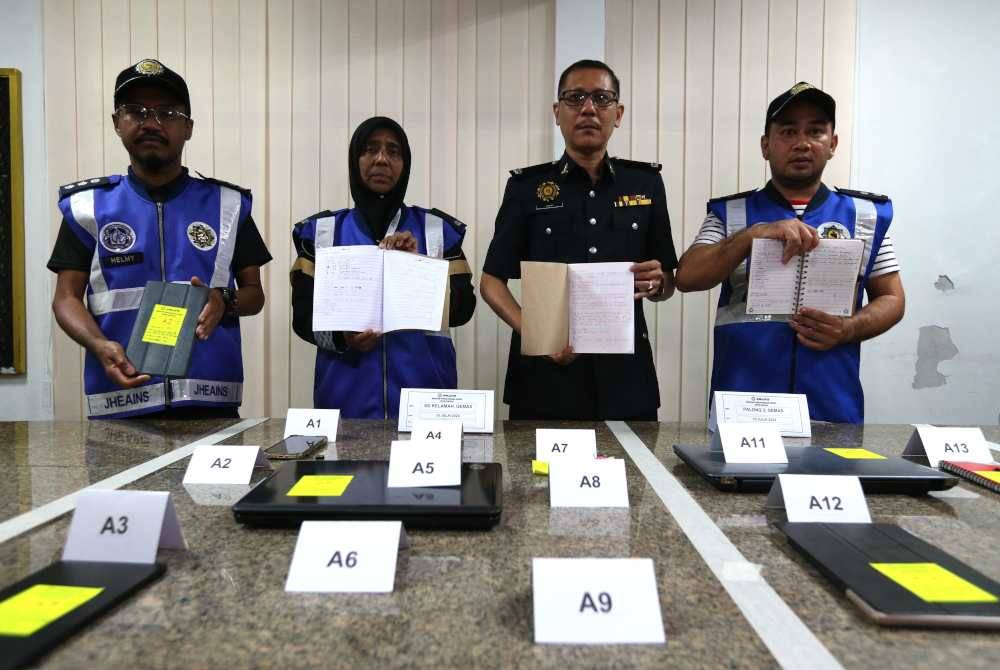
[125,281,208,377]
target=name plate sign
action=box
[709,391,811,437]
[532,558,665,644]
[63,490,186,564]
[285,520,404,593]
[183,445,268,485]
[903,425,993,467]
[767,474,871,523]
[535,429,597,463]
[386,440,462,488]
[549,458,629,508]
[284,408,340,442]
[398,388,494,433]
[714,423,787,464]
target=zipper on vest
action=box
[381,337,389,420]
[156,202,171,407]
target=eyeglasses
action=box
[361,142,404,161]
[558,89,619,109]
[115,104,191,126]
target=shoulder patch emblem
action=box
[187,221,218,251]
[816,221,852,240]
[536,180,560,204]
[99,222,136,253]
[836,187,890,204]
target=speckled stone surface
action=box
[1,418,998,668]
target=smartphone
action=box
[266,435,328,460]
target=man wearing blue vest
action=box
[290,117,476,419]
[47,59,271,419]
[675,83,905,423]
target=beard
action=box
[133,151,174,172]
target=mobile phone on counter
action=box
[265,435,328,460]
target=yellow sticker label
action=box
[824,447,887,460]
[141,304,188,346]
[287,474,354,497]
[870,562,999,603]
[531,460,550,476]
[0,584,104,637]
[979,471,1000,483]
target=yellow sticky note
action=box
[979,471,1000,483]
[0,584,104,637]
[531,460,549,476]
[824,447,887,460]
[141,304,188,346]
[287,474,354,497]
[870,562,998,603]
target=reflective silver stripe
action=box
[87,383,166,417]
[315,216,336,248]
[385,208,403,236]
[88,287,146,315]
[170,379,243,403]
[70,189,108,294]
[851,196,878,276]
[210,187,243,287]
[424,213,444,258]
[713,198,753,326]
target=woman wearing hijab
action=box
[290,117,476,418]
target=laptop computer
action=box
[673,444,957,493]
[0,561,165,669]
[232,460,503,530]
[779,522,1000,629]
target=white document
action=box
[386,439,462,488]
[410,419,463,448]
[398,388,495,433]
[532,558,665,644]
[709,391,811,438]
[747,238,863,316]
[767,474,871,523]
[284,408,341,441]
[549,458,629,508]
[285,520,403,593]
[63,490,186,564]
[182,445,268,485]
[312,247,448,333]
[535,428,598,462]
[903,425,993,467]
[568,262,634,354]
[715,423,788,464]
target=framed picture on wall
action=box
[1,68,26,375]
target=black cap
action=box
[764,82,835,133]
[114,59,190,113]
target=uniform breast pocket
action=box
[612,207,651,258]
[527,210,571,260]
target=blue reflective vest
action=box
[709,184,893,423]
[293,205,464,419]
[57,172,250,418]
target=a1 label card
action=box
[716,423,787,464]
[284,408,341,441]
[535,428,598,463]
[549,458,629,508]
[285,520,403,593]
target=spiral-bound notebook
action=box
[746,238,864,316]
[939,460,1000,494]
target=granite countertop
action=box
[0,418,998,668]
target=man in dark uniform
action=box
[47,59,272,419]
[481,59,678,421]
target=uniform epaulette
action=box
[295,209,345,228]
[194,173,252,198]
[708,189,756,204]
[422,207,467,233]
[612,157,662,172]
[58,175,119,198]
[509,160,559,179]
[835,187,890,204]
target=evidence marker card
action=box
[125,280,208,377]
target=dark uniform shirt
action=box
[483,153,678,420]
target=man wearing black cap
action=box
[47,58,272,419]
[675,82,905,423]
[290,117,475,419]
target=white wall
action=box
[856,0,1000,424]
[0,0,54,420]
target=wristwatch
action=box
[217,287,239,317]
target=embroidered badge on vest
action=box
[99,222,136,253]
[187,221,217,250]
[816,222,852,239]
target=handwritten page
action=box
[797,239,864,316]
[313,246,384,332]
[382,250,449,332]
[521,262,570,356]
[568,262,634,354]
[747,239,799,315]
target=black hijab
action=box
[348,116,411,240]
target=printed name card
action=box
[285,520,405,593]
[767,474,871,523]
[903,425,993,467]
[398,388,495,433]
[709,391,811,437]
[182,445,268,485]
[713,423,788,464]
[386,439,462,488]
[63,490,186,564]
[532,558,665,644]
[535,429,598,462]
[284,408,341,442]
[410,419,463,448]
[549,458,629,508]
